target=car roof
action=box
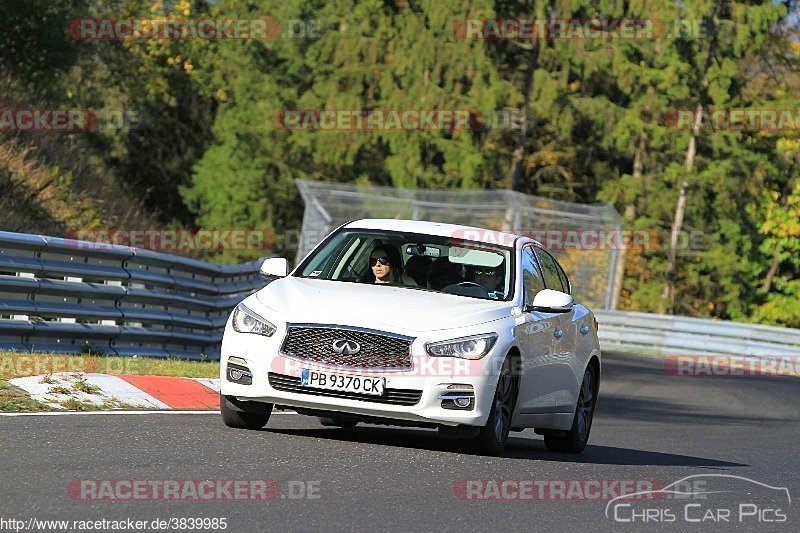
[344,218,541,248]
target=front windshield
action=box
[295,229,514,301]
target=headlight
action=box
[231,303,276,337]
[425,333,498,360]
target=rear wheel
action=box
[318,416,358,428]
[220,394,272,430]
[468,357,516,455]
[544,365,596,453]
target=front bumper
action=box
[219,327,508,427]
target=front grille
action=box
[280,324,413,370]
[268,373,422,406]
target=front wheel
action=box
[544,365,597,453]
[220,394,272,430]
[468,357,516,456]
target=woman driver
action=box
[366,245,403,284]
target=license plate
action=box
[300,369,385,396]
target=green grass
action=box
[0,379,52,412]
[71,377,101,394]
[57,397,140,411]
[0,351,220,412]
[0,351,219,379]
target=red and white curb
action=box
[8,373,221,411]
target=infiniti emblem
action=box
[332,339,361,355]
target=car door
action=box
[514,245,565,414]
[533,246,581,410]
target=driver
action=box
[364,245,403,284]
[473,265,503,299]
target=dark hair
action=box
[363,244,403,284]
[428,257,463,290]
[405,255,433,286]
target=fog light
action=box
[227,362,253,385]
[454,397,471,408]
[439,392,475,410]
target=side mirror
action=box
[260,257,288,279]
[526,289,573,313]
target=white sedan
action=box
[219,219,601,455]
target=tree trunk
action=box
[510,43,539,191]
[762,246,781,293]
[660,102,702,313]
[611,203,636,309]
[610,134,646,309]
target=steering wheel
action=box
[457,281,487,290]
[441,281,490,297]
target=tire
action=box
[318,416,358,428]
[468,356,516,456]
[220,394,272,430]
[544,364,597,453]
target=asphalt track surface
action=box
[0,351,798,533]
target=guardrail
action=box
[595,310,800,357]
[0,231,265,360]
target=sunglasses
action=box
[369,256,391,266]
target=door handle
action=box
[554,328,563,339]
[580,324,590,335]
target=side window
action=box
[534,248,564,292]
[521,246,545,304]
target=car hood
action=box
[255,277,512,333]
